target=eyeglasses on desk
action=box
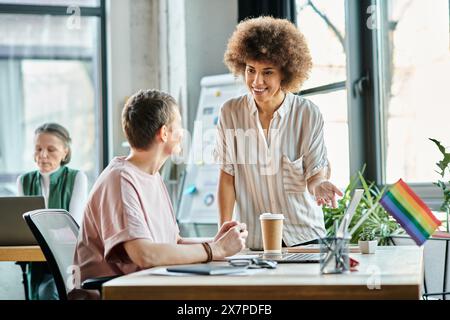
[228,258,277,269]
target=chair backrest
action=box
[391,235,450,299]
[23,209,79,300]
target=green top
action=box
[21,165,79,300]
[21,166,78,210]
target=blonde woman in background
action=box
[17,123,88,300]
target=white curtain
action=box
[0,59,24,194]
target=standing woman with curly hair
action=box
[215,16,342,249]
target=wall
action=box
[106,0,238,155]
[184,0,237,131]
[163,0,188,128]
[106,0,161,159]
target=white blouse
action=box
[214,92,331,249]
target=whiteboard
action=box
[177,74,246,225]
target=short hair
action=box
[35,123,72,165]
[122,89,177,150]
[224,16,313,92]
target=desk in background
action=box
[0,246,45,262]
[0,246,45,300]
[103,246,423,300]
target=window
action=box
[295,0,450,205]
[0,1,106,195]
[377,0,450,184]
[296,0,349,189]
[0,0,99,6]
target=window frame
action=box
[0,0,109,169]
[346,0,445,209]
[298,0,446,209]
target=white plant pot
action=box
[358,240,378,254]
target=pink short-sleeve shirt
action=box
[73,157,179,282]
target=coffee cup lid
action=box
[259,213,284,220]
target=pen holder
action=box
[319,237,350,274]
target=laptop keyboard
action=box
[280,253,320,262]
[282,253,319,261]
[259,252,321,263]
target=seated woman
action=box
[17,123,88,300]
[72,89,248,299]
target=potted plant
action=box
[358,226,378,254]
[429,138,450,232]
[323,166,402,246]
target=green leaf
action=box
[430,138,450,213]
[429,138,446,155]
[429,138,450,177]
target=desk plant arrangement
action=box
[323,166,401,245]
[429,138,450,232]
[358,226,378,254]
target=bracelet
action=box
[201,242,213,263]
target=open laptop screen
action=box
[0,196,45,245]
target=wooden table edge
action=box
[0,246,45,262]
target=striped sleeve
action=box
[302,101,331,180]
[213,104,235,176]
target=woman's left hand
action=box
[313,181,343,208]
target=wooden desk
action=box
[103,246,423,300]
[0,246,45,300]
[0,246,45,262]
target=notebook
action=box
[166,265,248,275]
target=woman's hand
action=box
[210,221,248,259]
[313,180,343,208]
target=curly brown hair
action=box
[224,16,312,92]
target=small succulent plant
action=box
[359,226,377,241]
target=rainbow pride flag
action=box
[380,179,441,246]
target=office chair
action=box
[390,233,450,300]
[23,209,116,300]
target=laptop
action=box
[260,252,321,263]
[0,196,45,246]
[335,189,364,237]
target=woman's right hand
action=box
[211,222,248,259]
